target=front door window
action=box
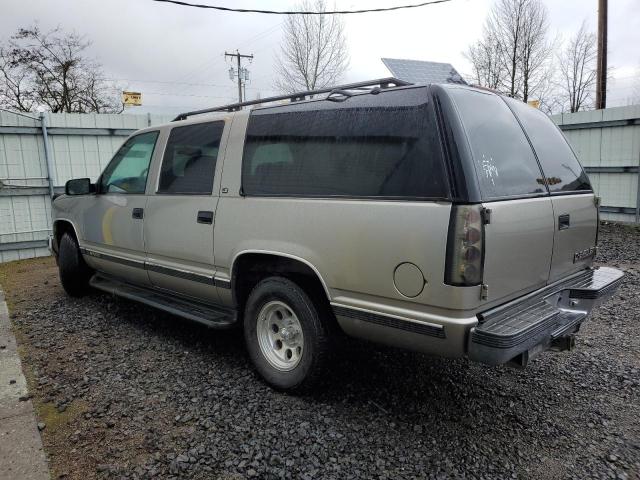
[100,131,159,194]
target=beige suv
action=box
[50,78,623,390]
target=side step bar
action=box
[90,274,236,329]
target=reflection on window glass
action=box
[448,88,546,200]
[158,121,224,194]
[242,89,448,199]
[100,131,158,194]
[504,98,592,193]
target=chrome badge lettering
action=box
[574,246,597,263]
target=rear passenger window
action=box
[505,98,592,193]
[158,121,224,195]
[242,89,448,199]
[448,88,547,200]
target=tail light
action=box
[445,204,485,286]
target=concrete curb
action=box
[0,290,50,480]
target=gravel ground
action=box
[0,222,638,480]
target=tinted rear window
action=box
[505,98,591,193]
[448,88,546,200]
[242,89,448,199]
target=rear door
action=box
[505,99,597,282]
[446,87,555,302]
[143,120,227,303]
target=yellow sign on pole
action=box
[122,91,142,106]
[527,99,540,109]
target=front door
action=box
[82,130,160,286]
[144,120,227,304]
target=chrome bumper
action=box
[468,267,624,366]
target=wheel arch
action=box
[52,219,81,250]
[230,250,332,314]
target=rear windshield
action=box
[448,88,546,200]
[242,88,448,199]
[504,98,592,193]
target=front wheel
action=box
[58,233,93,297]
[244,276,331,391]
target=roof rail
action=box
[172,77,412,121]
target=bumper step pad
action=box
[469,267,623,365]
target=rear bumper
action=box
[468,267,624,366]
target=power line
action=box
[162,22,282,92]
[149,0,454,15]
[107,78,236,88]
[144,91,235,98]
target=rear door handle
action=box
[558,214,570,230]
[197,210,214,224]
[132,208,144,219]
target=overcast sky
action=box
[2,0,639,115]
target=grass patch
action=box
[36,400,88,434]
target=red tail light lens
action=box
[445,205,484,286]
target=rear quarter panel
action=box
[214,112,490,319]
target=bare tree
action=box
[0,25,122,113]
[464,31,504,90]
[556,22,597,113]
[518,0,552,102]
[486,0,526,97]
[466,0,552,102]
[275,0,349,93]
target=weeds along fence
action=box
[0,105,639,263]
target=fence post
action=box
[636,151,640,224]
[39,112,55,198]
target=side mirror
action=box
[65,178,94,195]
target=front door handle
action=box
[132,208,144,220]
[197,210,214,224]
[558,213,570,230]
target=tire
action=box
[244,276,331,391]
[58,233,93,297]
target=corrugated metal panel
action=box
[597,173,637,208]
[0,112,172,262]
[553,105,640,223]
[0,107,637,263]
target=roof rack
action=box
[172,77,412,121]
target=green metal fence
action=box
[0,110,172,262]
[552,105,640,223]
[0,105,638,262]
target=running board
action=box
[90,274,236,329]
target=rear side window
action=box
[241,89,448,199]
[448,88,546,200]
[505,98,592,193]
[158,121,224,194]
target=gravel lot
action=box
[0,222,638,480]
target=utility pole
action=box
[596,0,608,109]
[225,50,253,103]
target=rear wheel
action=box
[244,276,331,391]
[58,233,93,297]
